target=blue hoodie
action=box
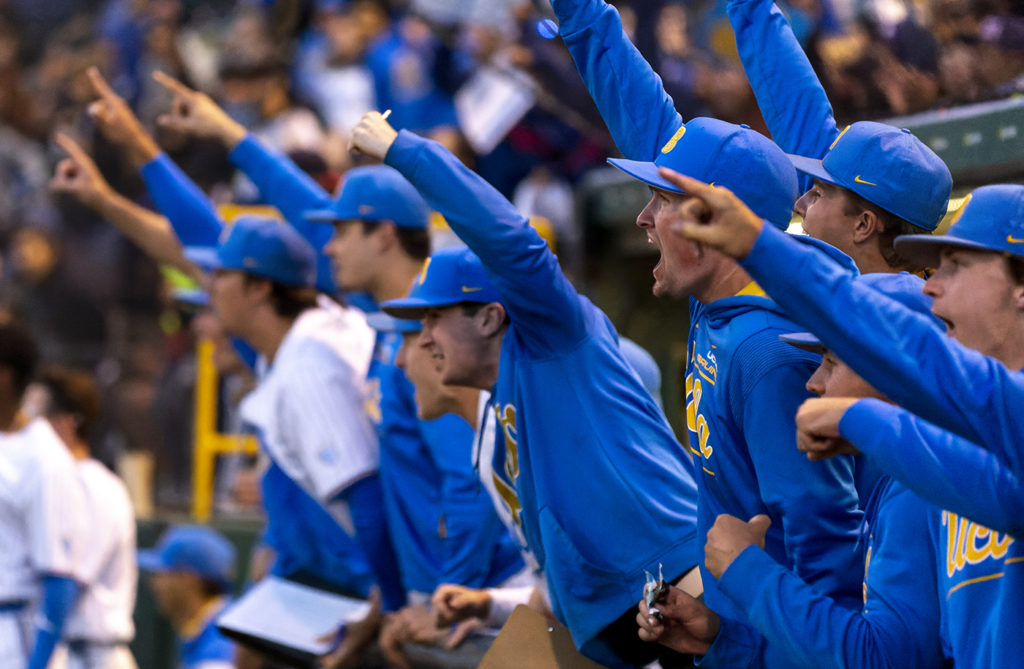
[739,220,1024,669]
[386,129,700,668]
[551,0,864,622]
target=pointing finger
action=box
[152,70,194,98]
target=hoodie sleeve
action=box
[741,222,1024,478]
[841,399,1024,536]
[550,0,683,160]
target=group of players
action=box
[3,0,1020,666]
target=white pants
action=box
[0,609,32,667]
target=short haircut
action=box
[1006,254,1024,286]
[199,576,231,598]
[37,366,101,442]
[244,275,319,319]
[356,220,431,261]
[0,322,38,397]
[842,190,932,272]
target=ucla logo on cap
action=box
[661,126,687,154]
[358,204,375,215]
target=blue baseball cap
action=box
[185,216,317,288]
[607,117,799,229]
[303,165,430,229]
[380,246,502,319]
[780,272,939,351]
[365,311,422,333]
[893,185,1024,267]
[137,525,237,587]
[788,122,952,231]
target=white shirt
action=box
[241,297,378,531]
[62,459,136,642]
[0,419,86,601]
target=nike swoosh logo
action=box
[461,286,483,293]
[853,175,877,186]
[1007,235,1024,244]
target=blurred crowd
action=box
[1,0,1023,508]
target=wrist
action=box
[220,121,247,149]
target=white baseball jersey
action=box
[241,296,378,530]
[61,458,136,643]
[0,418,87,664]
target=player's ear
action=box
[851,208,879,243]
[476,302,507,337]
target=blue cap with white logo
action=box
[137,525,237,587]
[893,184,1024,267]
[304,165,430,229]
[788,122,952,231]
[185,216,317,288]
[380,246,502,319]
[607,117,800,229]
[780,272,940,351]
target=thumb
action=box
[747,514,772,541]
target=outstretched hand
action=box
[85,66,161,167]
[349,111,398,160]
[636,584,720,656]
[50,132,113,209]
[796,397,862,461]
[152,70,246,148]
[657,168,765,259]
[705,514,771,579]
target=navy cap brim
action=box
[137,549,169,572]
[184,247,222,272]
[787,154,840,187]
[778,331,826,352]
[365,311,422,333]
[607,158,684,194]
[380,296,468,320]
[893,234,1000,269]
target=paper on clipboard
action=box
[216,576,371,656]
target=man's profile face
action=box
[924,246,1022,356]
[635,188,712,300]
[396,331,457,420]
[419,305,492,388]
[805,350,883,400]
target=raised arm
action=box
[352,113,588,353]
[727,0,839,188]
[550,0,682,160]
[84,67,224,247]
[50,133,200,280]
[840,399,1024,536]
[668,171,1024,472]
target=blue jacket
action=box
[742,222,1024,480]
[385,129,700,667]
[155,136,524,594]
[727,0,839,193]
[703,477,942,669]
[740,223,1024,669]
[180,598,235,669]
[840,400,1024,668]
[553,0,863,618]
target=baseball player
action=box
[184,215,404,612]
[23,367,138,669]
[0,323,87,669]
[724,0,951,272]
[638,272,945,668]
[349,114,701,667]
[137,525,236,669]
[669,176,1024,667]
[551,0,868,627]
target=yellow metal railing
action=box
[191,339,258,521]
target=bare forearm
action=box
[93,191,201,279]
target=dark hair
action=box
[459,301,488,317]
[0,322,37,397]
[37,366,101,442]
[842,190,932,271]
[199,577,231,598]
[244,275,319,319]
[356,220,431,261]
[1006,254,1024,286]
